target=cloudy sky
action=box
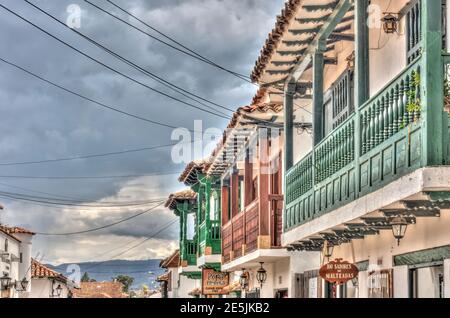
[0,0,285,264]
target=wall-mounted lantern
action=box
[15,278,29,292]
[324,241,334,259]
[256,262,267,289]
[0,273,12,291]
[381,13,399,34]
[391,216,408,246]
[239,269,248,291]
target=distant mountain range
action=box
[47,259,165,291]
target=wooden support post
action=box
[354,0,370,196]
[421,0,445,166]
[313,51,324,145]
[204,178,212,247]
[231,170,239,218]
[258,129,270,248]
[244,149,253,205]
[221,182,230,225]
[284,82,296,171]
[355,0,370,107]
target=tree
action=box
[81,272,96,282]
[113,275,134,293]
[81,272,90,282]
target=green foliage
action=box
[406,71,421,115]
[81,272,96,282]
[113,275,135,293]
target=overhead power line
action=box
[0,171,182,180]
[0,4,229,120]
[104,0,251,82]
[0,140,178,166]
[0,190,166,208]
[81,218,178,271]
[25,0,235,115]
[34,201,165,235]
[83,0,251,83]
[87,1,313,116]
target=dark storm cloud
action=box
[0,0,285,263]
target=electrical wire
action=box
[0,4,230,120]
[0,190,166,207]
[0,171,182,180]
[104,0,251,82]
[24,0,235,116]
[78,218,178,272]
[34,201,165,235]
[83,0,251,83]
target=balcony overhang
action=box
[197,254,222,268]
[251,0,355,87]
[178,265,200,276]
[221,248,291,272]
[283,167,450,249]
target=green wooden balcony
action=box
[180,239,197,266]
[198,220,221,256]
[285,55,450,231]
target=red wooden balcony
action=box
[221,198,283,264]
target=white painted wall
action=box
[29,278,70,298]
[444,259,450,298]
[0,232,21,298]
[177,274,200,298]
[393,265,409,298]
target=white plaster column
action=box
[260,263,275,298]
[358,271,368,298]
[444,259,450,298]
[393,266,409,298]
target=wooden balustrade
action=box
[285,55,448,231]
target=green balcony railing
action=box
[198,220,221,256]
[285,56,448,231]
[181,239,197,266]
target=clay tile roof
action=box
[160,250,180,268]
[31,259,68,283]
[0,225,35,235]
[178,160,211,186]
[72,282,127,298]
[165,190,196,210]
[156,272,170,282]
[251,0,302,83]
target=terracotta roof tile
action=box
[31,259,68,283]
[178,160,211,186]
[251,0,302,83]
[72,282,127,298]
[160,250,180,268]
[0,225,35,235]
[165,190,197,210]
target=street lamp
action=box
[55,284,63,297]
[391,216,408,246]
[324,241,334,259]
[256,262,267,290]
[0,274,12,291]
[239,269,248,291]
[15,278,29,292]
[381,13,399,34]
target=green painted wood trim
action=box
[354,0,370,107]
[394,245,450,266]
[183,271,202,280]
[356,260,369,272]
[313,51,324,145]
[421,0,445,166]
[315,0,353,51]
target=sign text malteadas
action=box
[319,258,359,285]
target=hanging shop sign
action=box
[202,268,230,295]
[319,258,359,285]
